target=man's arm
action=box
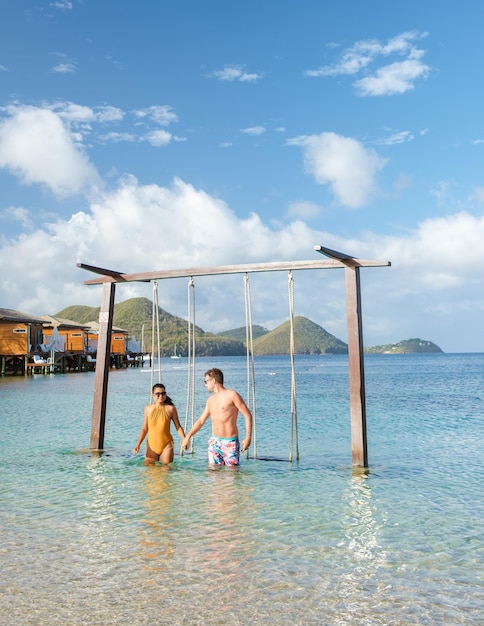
[233,392,252,452]
[181,402,211,450]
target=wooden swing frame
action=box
[78,245,390,467]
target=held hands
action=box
[241,437,251,452]
[133,444,140,454]
[181,436,191,450]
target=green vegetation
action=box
[217,325,269,342]
[251,316,348,355]
[56,297,246,357]
[56,299,349,356]
[58,299,440,356]
[365,338,443,354]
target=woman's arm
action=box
[133,407,150,454]
[170,406,185,439]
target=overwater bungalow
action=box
[0,308,132,375]
[0,308,46,375]
[83,321,129,368]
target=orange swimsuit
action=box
[147,406,174,455]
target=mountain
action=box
[58,299,438,356]
[365,338,443,354]
[251,316,348,355]
[217,325,269,342]
[56,297,246,357]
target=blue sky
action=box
[1,0,483,352]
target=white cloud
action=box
[380,130,414,145]
[355,58,430,96]
[52,102,96,124]
[50,1,73,8]
[51,62,76,74]
[240,126,266,136]
[208,65,262,83]
[0,105,100,197]
[133,105,178,126]
[96,106,124,123]
[287,131,387,208]
[99,131,137,143]
[306,30,430,96]
[51,102,124,125]
[143,129,172,146]
[1,177,482,352]
[1,206,33,230]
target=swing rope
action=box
[288,270,299,461]
[183,276,196,454]
[244,273,257,458]
[150,280,162,400]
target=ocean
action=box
[0,353,482,625]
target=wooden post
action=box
[90,282,116,450]
[345,265,368,467]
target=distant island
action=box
[364,338,443,354]
[56,298,442,356]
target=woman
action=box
[134,383,185,465]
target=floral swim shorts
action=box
[208,435,240,466]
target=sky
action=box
[1,0,483,352]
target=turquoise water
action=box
[1,354,482,625]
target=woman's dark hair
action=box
[151,383,175,406]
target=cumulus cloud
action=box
[0,105,100,197]
[306,30,430,96]
[143,129,172,146]
[355,56,429,96]
[0,176,482,351]
[288,131,387,208]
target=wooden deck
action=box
[26,362,56,375]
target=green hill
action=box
[251,316,348,355]
[365,338,443,354]
[56,297,246,357]
[56,301,347,356]
[57,304,100,324]
[217,325,269,342]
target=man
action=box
[182,368,252,466]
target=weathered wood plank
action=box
[90,282,115,450]
[78,257,390,285]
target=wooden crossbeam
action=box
[78,256,390,285]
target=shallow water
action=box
[1,354,483,625]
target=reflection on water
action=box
[138,466,177,570]
[333,470,390,625]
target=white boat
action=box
[170,344,182,359]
